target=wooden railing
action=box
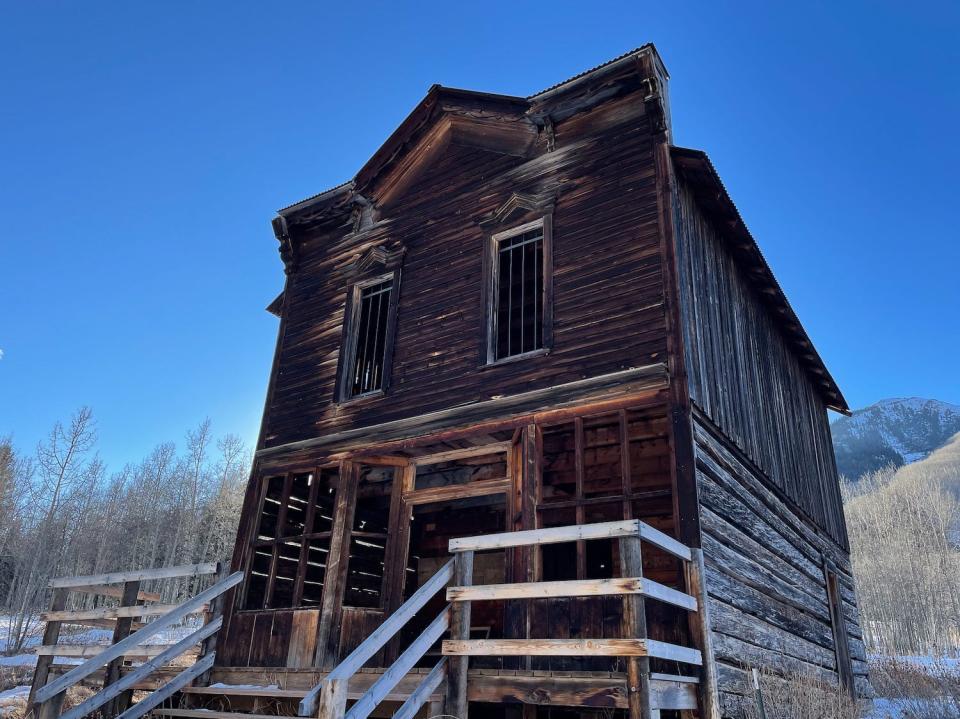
[28,564,242,719]
[442,519,703,719]
[306,519,703,719]
[300,559,455,719]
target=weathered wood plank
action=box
[49,563,218,588]
[68,585,163,603]
[393,659,447,719]
[444,550,473,719]
[31,645,194,659]
[41,603,196,622]
[442,638,701,663]
[446,577,696,610]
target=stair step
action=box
[181,682,441,703]
[152,710,282,719]
[182,686,305,699]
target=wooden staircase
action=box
[297,518,709,719]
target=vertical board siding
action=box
[263,94,667,449]
[673,177,848,548]
[693,418,870,715]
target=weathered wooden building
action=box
[191,45,866,718]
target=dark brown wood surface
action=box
[262,86,666,452]
[692,417,871,714]
[673,174,848,547]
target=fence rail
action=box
[442,519,701,719]
[28,563,242,719]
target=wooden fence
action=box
[27,563,242,719]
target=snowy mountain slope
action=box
[831,398,960,480]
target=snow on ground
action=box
[869,696,960,719]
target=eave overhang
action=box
[670,146,850,415]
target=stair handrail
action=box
[31,570,243,718]
[300,558,455,717]
[442,519,702,718]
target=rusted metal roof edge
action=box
[670,146,850,415]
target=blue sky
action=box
[1,1,958,469]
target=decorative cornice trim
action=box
[478,190,558,227]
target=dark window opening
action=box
[343,465,394,609]
[243,467,339,611]
[494,225,544,360]
[349,279,393,397]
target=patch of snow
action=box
[0,686,30,717]
[0,654,36,667]
[868,697,960,719]
[207,682,281,690]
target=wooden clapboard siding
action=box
[261,89,666,451]
[673,174,848,548]
[693,417,871,714]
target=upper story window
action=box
[338,272,400,401]
[487,218,552,363]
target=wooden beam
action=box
[685,548,721,719]
[446,577,697,610]
[621,533,652,719]
[49,563,218,588]
[28,587,68,707]
[68,585,163,603]
[444,551,473,718]
[403,477,510,505]
[32,645,195,659]
[442,639,702,663]
[466,673,698,711]
[412,442,512,465]
[443,638,650,656]
[258,365,669,461]
[449,519,642,552]
[103,579,141,716]
[41,603,196,622]
[447,519,691,560]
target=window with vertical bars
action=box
[493,225,544,360]
[349,278,393,397]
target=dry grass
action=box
[0,682,97,719]
[738,667,859,719]
[870,656,960,719]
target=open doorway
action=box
[395,446,511,665]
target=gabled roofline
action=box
[527,44,662,100]
[670,146,850,415]
[276,45,667,219]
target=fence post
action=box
[685,548,721,719]
[28,587,69,708]
[315,678,348,719]
[103,579,142,716]
[444,550,473,719]
[197,562,227,687]
[620,531,652,719]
